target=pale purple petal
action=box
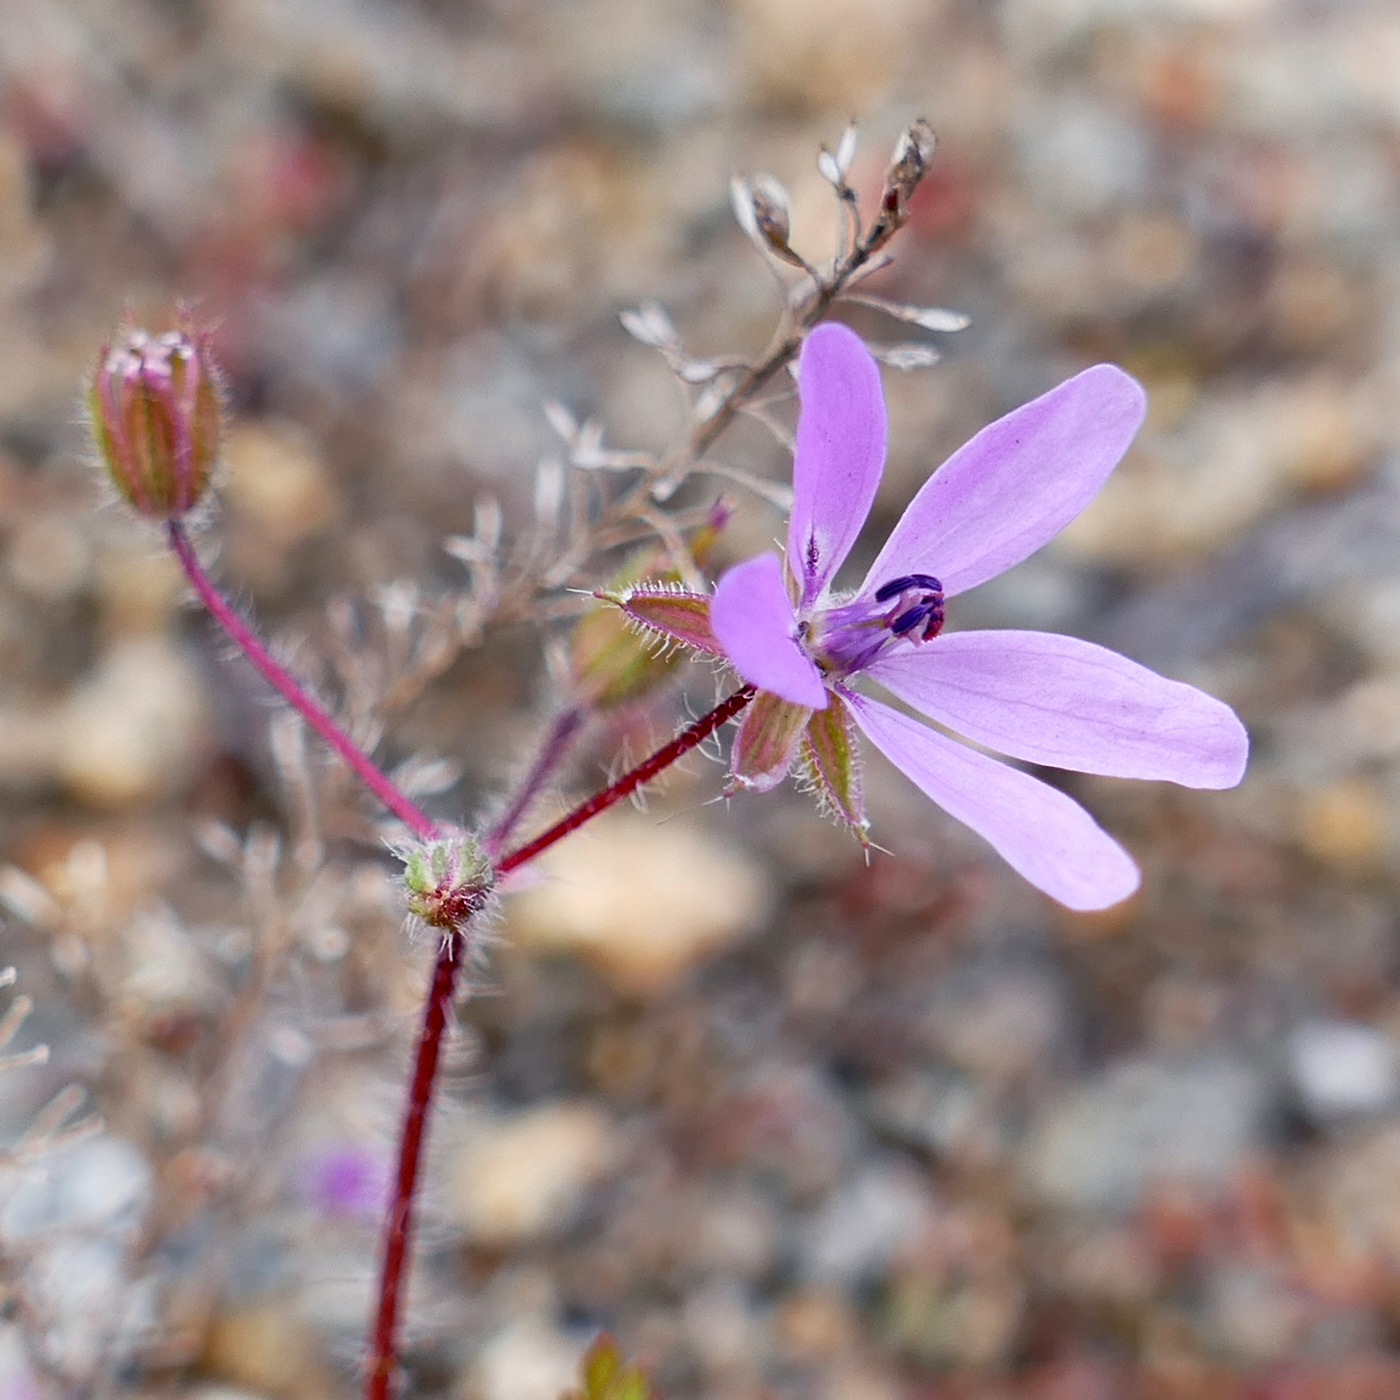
[844,689,1140,910]
[788,323,887,608]
[712,553,827,709]
[860,364,1146,600]
[865,631,1249,788]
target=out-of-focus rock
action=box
[450,1099,619,1245]
[203,1300,332,1400]
[507,810,770,996]
[55,636,209,807]
[223,421,336,587]
[459,1315,587,1400]
[1296,776,1390,875]
[4,515,91,602]
[801,1161,931,1287]
[0,1325,40,1400]
[730,0,921,112]
[1059,378,1377,566]
[1289,1020,1400,1123]
[1023,1055,1269,1213]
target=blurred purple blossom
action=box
[302,1142,392,1221]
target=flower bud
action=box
[570,499,732,709]
[403,835,494,930]
[88,324,223,518]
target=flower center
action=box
[872,573,946,642]
[810,573,946,676]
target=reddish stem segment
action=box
[365,926,464,1400]
[166,517,755,1400]
[365,686,753,1399]
[497,686,756,876]
[483,705,586,857]
[167,520,438,841]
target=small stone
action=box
[1289,1020,1400,1122]
[682,1282,760,1375]
[4,515,91,601]
[507,811,770,996]
[0,1325,40,1400]
[689,1183,781,1278]
[56,637,209,807]
[1297,777,1389,875]
[1023,1055,1269,1213]
[225,422,334,542]
[730,0,921,112]
[450,1100,619,1245]
[202,1300,331,1400]
[801,1161,931,1286]
[460,1316,586,1400]
[0,1136,150,1243]
[223,421,336,590]
[774,1289,859,1363]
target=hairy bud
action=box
[403,836,493,930]
[571,499,731,709]
[89,323,223,518]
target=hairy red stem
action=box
[168,518,754,1398]
[497,686,755,876]
[483,705,586,857]
[364,686,753,1398]
[365,926,463,1400]
[168,520,439,841]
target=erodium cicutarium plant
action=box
[607,322,1249,911]
[57,123,1247,1400]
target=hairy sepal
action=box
[802,690,869,840]
[728,690,813,794]
[602,583,725,656]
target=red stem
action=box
[483,705,586,857]
[167,520,438,841]
[167,516,755,1398]
[497,686,755,876]
[365,926,464,1400]
[364,686,753,1399]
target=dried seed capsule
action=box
[89,324,223,517]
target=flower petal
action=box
[843,690,1140,910]
[788,323,887,608]
[865,631,1249,788]
[860,364,1146,600]
[711,554,827,709]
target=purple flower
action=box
[609,324,1248,910]
[303,1142,391,1220]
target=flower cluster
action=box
[607,323,1248,911]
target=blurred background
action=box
[2,0,1400,1397]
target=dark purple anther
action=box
[891,604,932,635]
[874,573,944,603]
[875,573,945,643]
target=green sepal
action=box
[802,689,869,841]
[604,584,723,655]
[728,689,813,794]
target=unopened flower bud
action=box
[571,499,732,709]
[89,324,223,518]
[403,836,493,930]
